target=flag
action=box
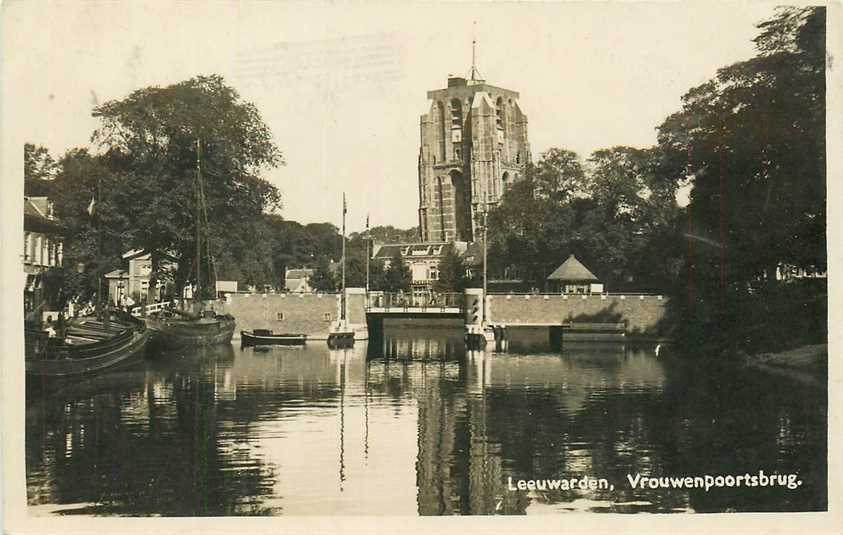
[343,193,347,215]
[86,195,96,216]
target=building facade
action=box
[418,75,530,242]
[285,268,315,293]
[23,197,64,314]
[374,242,460,291]
[106,249,172,306]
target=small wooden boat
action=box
[145,308,236,349]
[144,140,236,351]
[327,331,354,349]
[241,329,307,347]
[25,313,149,378]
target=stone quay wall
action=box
[487,294,671,338]
[217,293,335,340]
[216,289,369,340]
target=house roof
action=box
[546,254,599,282]
[24,198,47,218]
[461,241,484,267]
[24,197,64,234]
[285,268,313,280]
[285,277,310,292]
[122,249,147,260]
[105,269,129,279]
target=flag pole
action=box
[341,193,347,323]
[96,176,102,321]
[365,213,370,295]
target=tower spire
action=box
[469,21,482,81]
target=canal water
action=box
[25,326,826,516]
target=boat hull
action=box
[145,315,236,349]
[327,332,354,349]
[241,331,307,347]
[25,329,149,378]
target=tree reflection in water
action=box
[26,327,826,515]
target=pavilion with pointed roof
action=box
[546,254,603,294]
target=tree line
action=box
[24,7,825,355]
[23,74,422,305]
[487,6,826,355]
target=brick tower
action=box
[417,56,530,242]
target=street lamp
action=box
[474,193,489,326]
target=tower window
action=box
[437,101,446,161]
[450,98,463,131]
[496,97,505,133]
[454,146,462,161]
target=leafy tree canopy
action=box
[89,75,284,297]
[657,6,825,288]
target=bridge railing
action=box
[367,292,464,312]
[130,300,172,317]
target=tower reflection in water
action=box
[26,326,825,515]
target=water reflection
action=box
[26,328,826,516]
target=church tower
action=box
[417,51,530,243]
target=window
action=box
[449,98,463,153]
[454,146,462,161]
[437,101,446,161]
[450,99,462,129]
[323,312,332,321]
[34,236,42,265]
[276,312,285,321]
[24,233,31,262]
[495,97,505,133]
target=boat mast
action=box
[96,175,103,321]
[365,213,370,294]
[195,139,202,314]
[341,192,347,322]
[482,191,488,325]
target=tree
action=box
[487,176,553,288]
[657,6,825,292]
[654,6,826,354]
[308,256,337,292]
[434,246,467,293]
[488,145,681,292]
[382,250,411,292]
[90,75,283,301]
[50,148,126,304]
[531,147,587,203]
[24,143,57,182]
[362,225,420,244]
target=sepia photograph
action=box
[2,0,840,532]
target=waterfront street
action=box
[26,327,826,515]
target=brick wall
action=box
[488,294,671,337]
[218,291,369,340]
[218,293,338,340]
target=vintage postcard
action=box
[2,1,840,533]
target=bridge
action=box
[216,288,670,343]
[365,292,464,316]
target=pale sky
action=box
[6,1,784,232]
